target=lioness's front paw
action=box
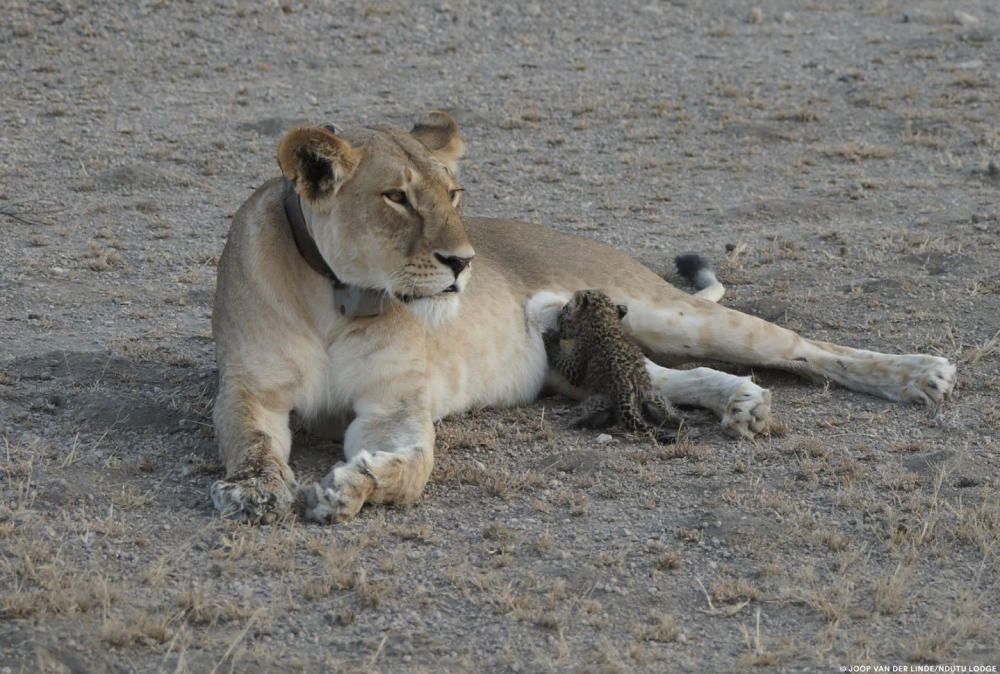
[720,382,772,439]
[893,356,956,408]
[211,472,293,523]
[295,466,373,524]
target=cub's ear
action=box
[617,304,628,320]
[410,110,465,173]
[277,127,359,202]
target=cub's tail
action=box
[674,253,724,303]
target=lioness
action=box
[211,111,956,523]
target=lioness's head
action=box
[277,111,474,320]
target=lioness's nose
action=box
[435,252,475,277]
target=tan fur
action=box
[211,111,957,522]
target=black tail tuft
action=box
[674,253,709,282]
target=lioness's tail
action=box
[675,254,724,303]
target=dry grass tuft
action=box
[709,576,761,605]
[434,459,544,498]
[873,564,910,615]
[177,585,250,625]
[655,551,682,571]
[389,524,442,545]
[80,241,123,271]
[635,612,680,642]
[960,329,1000,365]
[774,107,820,123]
[655,439,712,461]
[786,572,853,624]
[819,529,849,552]
[99,613,173,647]
[740,609,779,667]
[819,143,895,161]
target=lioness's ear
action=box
[277,127,359,202]
[617,304,628,320]
[410,110,465,173]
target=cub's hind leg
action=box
[640,388,681,429]
[570,394,615,429]
[211,382,295,522]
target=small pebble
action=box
[596,433,614,443]
[13,22,35,38]
[748,7,763,24]
[952,10,980,27]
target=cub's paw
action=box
[211,471,293,523]
[295,464,374,524]
[720,382,772,439]
[892,355,956,408]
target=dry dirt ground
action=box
[2,1,1000,672]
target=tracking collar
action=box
[282,179,391,318]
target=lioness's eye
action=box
[450,188,464,205]
[383,190,409,207]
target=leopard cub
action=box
[544,289,679,439]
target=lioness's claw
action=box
[211,474,292,523]
[720,383,772,439]
[895,356,955,408]
[295,482,364,524]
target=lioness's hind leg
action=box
[211,384,294,523]
[626,294,955,408]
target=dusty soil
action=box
[2,1,999,672]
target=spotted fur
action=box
[545,289,679,437]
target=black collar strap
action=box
[283,179,391,318]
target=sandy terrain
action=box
[1,1,999,672]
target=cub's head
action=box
[277,111,473,321]
[558,289,628,339]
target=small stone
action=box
[987,160,999,177]
[13,22,34,38]
[956,59,984,70]
[748,7,763,24]
[781,11,793,23]
[952,10,980,27]
[596,433,614,443]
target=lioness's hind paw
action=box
[211,475,292,523]
[720,383,772,439]
[897,356,956,408]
